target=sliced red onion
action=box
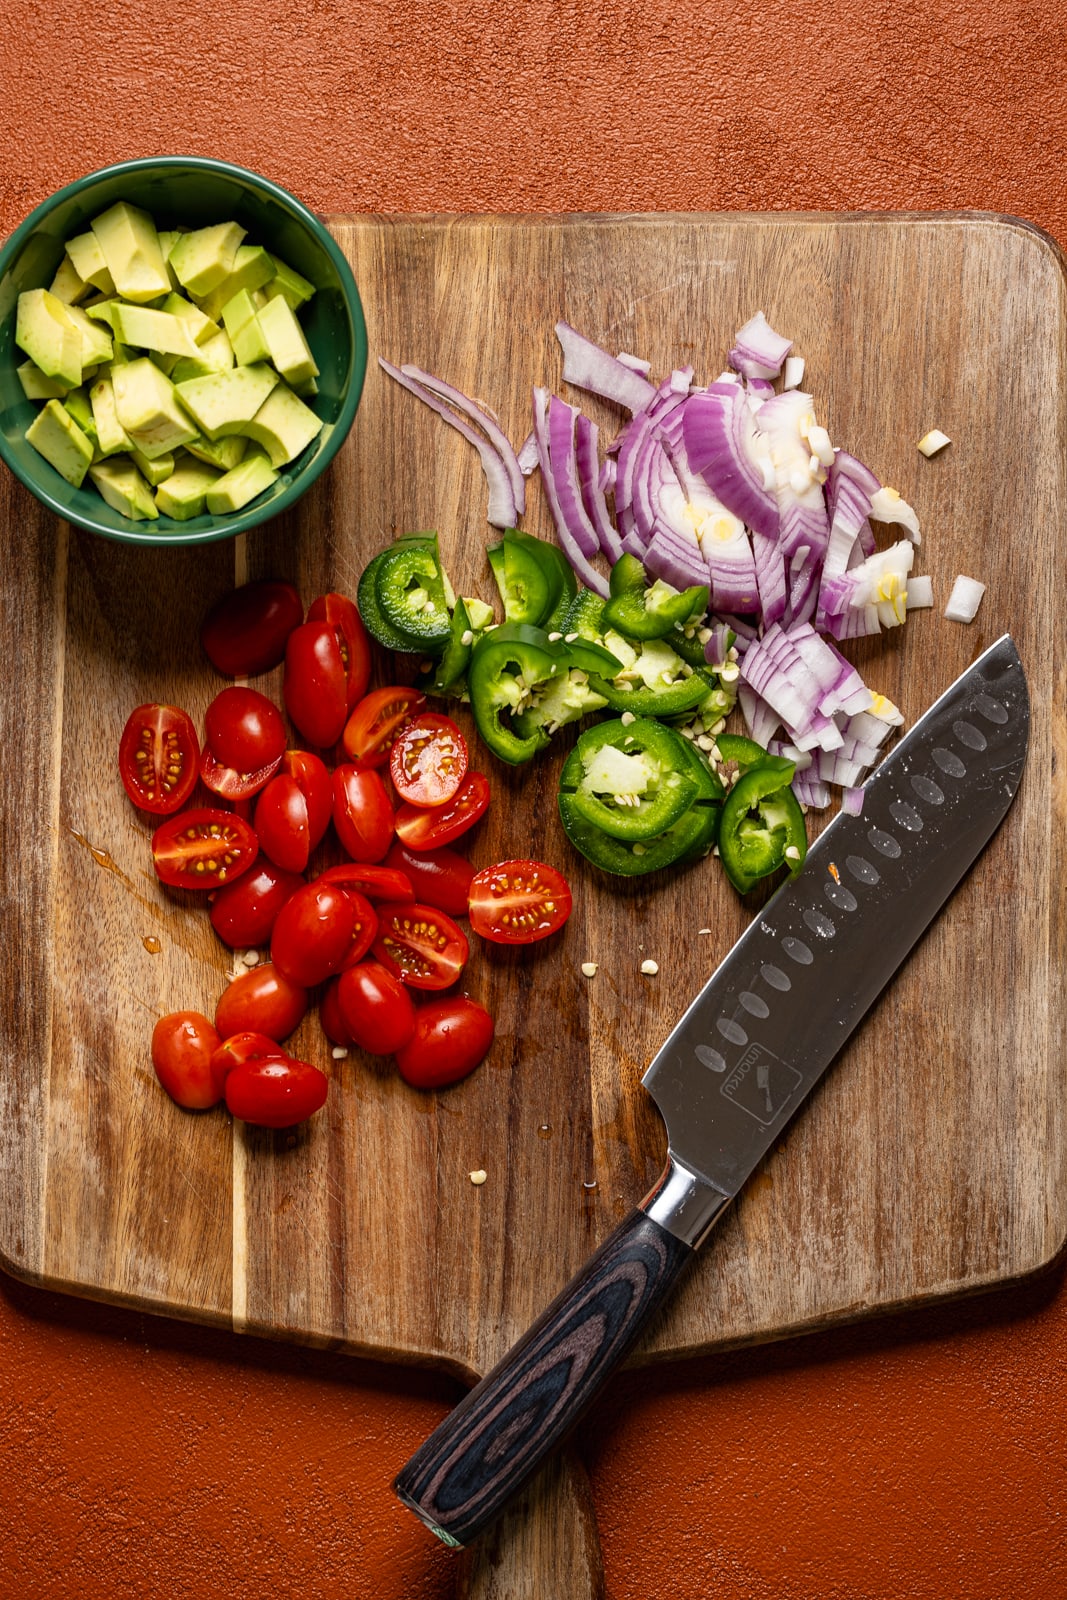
[617,351,652,375]
[644,522,711,590]
[870,486,921,543]
[841,787,865,816]
[555,320,657,415]
[516,431,539,475]
[575,414,624,564]
[532,388,610,597]
[728,311,793,381]
[717,611,759,643]
[399,362,525,511]
[791,774,832,810]
[703,527,759,613]
[751,524,787,627]
[738,681,781,747]
[703,620,735,667]
[379,359,521,527]
[681,385,779,537]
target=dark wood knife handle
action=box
[393,1207,694,1548]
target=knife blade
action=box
[394,634,1029,1548]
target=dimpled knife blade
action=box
[643,633,1030,1201]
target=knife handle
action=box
[394,1162,730,1548]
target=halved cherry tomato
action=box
[307,592,371,709]
[317,862,415,902]
[119,703,200,815]
[215,963,308,1042]
[319,979,355,1047]
[270,882,366,988]
[393,771,491,852]
[468,859,573,945]
[332,766,395,862]
[337,960,416,1055]
[284,620,349,748]
[209,1030,286,1085]
[201,686,287,799]
[151,1010,224,1109]
[224,1056,329,1129]
[209,857,303,948]
[389,713,469,808]
[152,808,258,890]
[383,841,474,917]
[341,685,425,769]
[200,580,303,677]
[395,997,494,1089]
[371,901,469,991]
[337,890,379,969]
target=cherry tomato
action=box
[389,713,469,808]
[270,881,365,988]
[332,765,395,862]
[201,686,287,798]
[337,960,416,1055]
[282,750,332,842]
[468,859,573,945]
[209,1030,286,1085]
[319,978,355,1047]
[284,619,349,748]
[215,962,308,1042]
[341,685,425,769]
[394,771,491,852]
[200,580,303,677]
[152,808,258,891]
[119,703,200,816]
[307,592,371,709]
[383,841,474,916]
[209,857,303,948]
[254,775,311,873]
[337,889,379,969]
[395,998,494,1089]
[371,901,469,991]
[151,1010,224,1109]
[316,862,415,902]
[225,1056,329,1129]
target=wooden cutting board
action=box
[1,216,1065,1580]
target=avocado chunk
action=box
[160,293,219,346]
[262,254,315,310]
[64,232,117,294]
[15,290,84,386]
[130,446,176,486]
[109,302,202,358]
[204,448,278,514]
[112,358,199,459]
[256,294,319,389]
[175,363,279,439]
[221,290,272,365]
[155,459,222,520]
[49,255,89,305]
[63,304,114,368]
[241,381,323,467]
[17,361,75,400]
[89,377,133,456]
[197,245,277,321]
[89,457,159,519]
[169,327,235,383]
[169,222,247,297]
[90,202,171,303]
[184,433,249,473]
[25,399,94,487]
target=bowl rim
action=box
[0,154,368,546]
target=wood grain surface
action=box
[1,212,1064,1393]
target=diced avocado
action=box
[156,231,184,289]
[84,298,117,329]
[240,380,323,466]
[108,339,136,369]
[255,294,319,388]
[49,255,88,305]
[294,375,319,399]
[131,446,176,486]
[15,290,84,386]
[169,222,247,297]
[169,328,235,382]
[149,350,180,377]
[89,456,159,519]
[197,245,276,321]
[175,363,279,439]
[65,232,117,294]
[17,361,75,400]
[204,448,278,514]
[185,433,248,473]
[155,458,222,520]
[25,399,94,488]
[109,302,201,358]
[112,358,199,459]
[90,202,171,303]
[160,293,219,346]
[63,304,114,367]
[63,386,98,440]
[263,254,315,310]
[220,288,258,336]
[89,378,134,456]
[220,289,270,364]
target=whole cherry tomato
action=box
[395,998,494,1089]
[151,1010,224,1109]
[152,808,258,891]
[393,771,491,852]
[307,592,371,708]
[209,857,304,949]
[200,580,303,677]
[254,750,332,873]
[284,620,349,748]
[209,1030,286,1085]
[201,686,287,799]
[383,841,474,917]
[341,685,424,769]
[371,901,469,990]
[270,882,365,988]
[119,703,199,815]
[388,713,468,808]
[336,961,416,1056]
[224,1056,329,1129]
[215,962,308,1042]
[332,766,394,863]
[468,859,573,945]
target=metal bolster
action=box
[639,1154,732,1250]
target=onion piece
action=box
[906,574,934,609]
[783,355,806,390]
[555,321,657,415]
[532,388,609,597]
[917,429,951,458]
[841,787,865,816]
[400,362,525,511]
[944,574,985,623]
[681,384,779,537]
[575,414,624,564]
[728,311,793,380]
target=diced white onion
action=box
[906,574,934,609]
[783,355,806,390]
[944,574,986,623]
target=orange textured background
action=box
[2,2,1067,1596]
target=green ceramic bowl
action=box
[0,156,367,545]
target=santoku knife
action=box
[395,634,1030,1547]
